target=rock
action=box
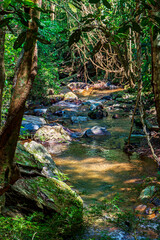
[64,92,78,101]
[90,103,103,111]
[13,142,83,223]
[33,108,48,116]
[34,125,72,142]
[71,116,88,124]
[24,141,62,179]
[68,82,87,90]
[53,101,81,108]
[42,141,69,154]
[135,204,147,214]
[92,81,109,90]
[151,197,160,206]
[83,126,111,138]
[15,142,43,170]
[100,95,112,101]
[11,177,83,222]
[62,109,78,119]
[21,115,46,133]
[88,109,108,119]
[139,186,156,200]
[47,105,64,114]
[47,88,55,95]
[112,114,120,119]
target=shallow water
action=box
[51,90,159,239]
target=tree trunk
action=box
[151,27,160,126]
[0,0,41,202]
[50,3,55,21]
[149,2,160,126]
[0,10,5,126]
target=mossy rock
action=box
[15,142,42,170]
[24,141,63,179]
[34,125,72,142]
[11,177,83,222]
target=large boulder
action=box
[23,141,62,179]
[34,125,72,142]
[83,126,111,138]
[11,177,83,221]
[15,142,63,179]
[12,142,83,222]
[21,115,46,133]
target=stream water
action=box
[50,90,159,239]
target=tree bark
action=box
[150,3,160,127]
[50,3,55,21]
[0,10,5,126]
[0,0,41,201]
[151,29,160,126]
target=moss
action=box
[14,142,42,169]
[12,177,83,221]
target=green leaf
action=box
[2,0,11,8]
[68,29,81,47]
[132,21,142,34]
[102,0,111,9]
[0,17,13,28]
[89,0,100,4]
[68,3,77,13]
[13,31,27,49]
[148,0,156,7]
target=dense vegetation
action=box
[1,0,160,239]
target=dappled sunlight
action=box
[54,150,157,204]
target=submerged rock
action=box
[71,116,88,124]
[88,109,108,119]
[83,126,111,138]
[34,125,72,142]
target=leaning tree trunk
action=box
[0,0,41,204]
[0,10,6,126]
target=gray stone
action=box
[34,125,72,142]
[83,126,111,138]
[21,115,46,133]
[33,108,48,116]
